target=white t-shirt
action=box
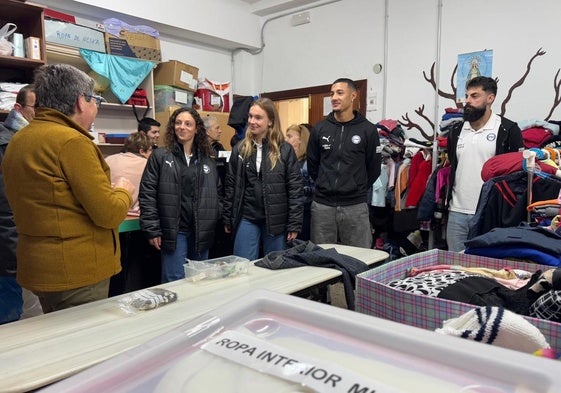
[449,113,501,214]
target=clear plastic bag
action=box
[184,256,250,282]
[118,288,178,314]
[0,23,17,56]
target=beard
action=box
[463,105,486,122]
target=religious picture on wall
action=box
[456,50,493,103]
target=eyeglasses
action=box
[84,94,104,108]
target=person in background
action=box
[105,132,157,296]
[139,107,221,283]
[285,123,315,241]
[307,78,381,249]
[0,84,39,324]
[2,64,135,313]
[203,115,225,158]
[3,84,35,132]
[138,117,161,148]
[223,97,303,261]
[105,132,153,215]
[203,115,232,258]
[446,76,523,252]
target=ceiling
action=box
[239,0,333,17]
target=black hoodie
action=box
[307,111,381,206]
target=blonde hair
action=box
[240,97,284,169]
[286,124,310,161]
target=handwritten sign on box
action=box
[45,19,106,53]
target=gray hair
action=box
[202,115,218,130]
[33,64,95,116]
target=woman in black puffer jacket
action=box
[223,98,303,261]
[140,107,221,283]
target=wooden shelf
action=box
[0,55,44,69]
[100,102,149,111]
[0,0,46,83]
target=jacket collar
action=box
[33,108,93,140]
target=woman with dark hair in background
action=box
[139,107,221,283]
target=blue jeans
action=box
[233,218,286,261]
[446,211,474,252]
[161,232,209,283]
[0,276,22,324]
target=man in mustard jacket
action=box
[2,64,135,313]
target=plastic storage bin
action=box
[184,255,250,282]
[104,133,129,144]
[154,85,194,112]
[42,289,561,393]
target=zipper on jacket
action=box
[334,125,344,190]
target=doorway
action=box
[274,97,309,133]
[262,79,367,129]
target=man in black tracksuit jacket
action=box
[307,78,381,249]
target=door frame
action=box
[261,79,368,122]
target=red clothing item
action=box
[405,150,432,207]
[522,127,552,148]
[481,151,558,182]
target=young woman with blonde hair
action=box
[223,97,303,260]
[285,123,315,241]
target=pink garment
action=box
[104,152,148,214]
[378,119,398,131]
[435,165,451,202]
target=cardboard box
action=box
[356,249,561,353]
[24,36,41,60]
[155,107,234,150]
[45,19,106,53]
[104,31,161,61]
[45,9,106,32]
[153,60,199,92]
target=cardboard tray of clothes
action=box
[356,248,561,353]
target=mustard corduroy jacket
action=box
[2,108,132,291]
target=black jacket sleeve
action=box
[139,150,163,239]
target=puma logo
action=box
[321,135,331,142]
[165,160,174,167]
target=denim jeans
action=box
[161,232,209,283]
[446,211,474,252]
[233,218,286,261]
[310,201,372,248]
[0,276,22,324]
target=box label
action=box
[203,330,403,393]
[45,20,106,52]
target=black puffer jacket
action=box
[224,140,303,236]
[139,142,221,253]
[0,123,17,276]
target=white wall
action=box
[38,0,561,140]
[254,0,561,139]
